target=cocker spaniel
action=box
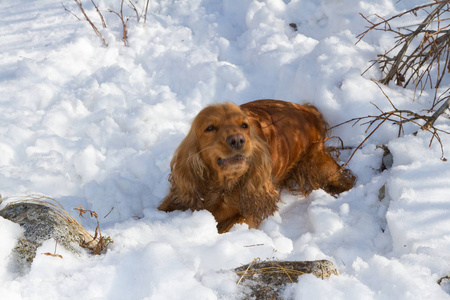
[158,99,356,233]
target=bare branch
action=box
[379,2,448,85]
[356,2,446,44]
[91,0,107,28]
[109,0,128,46]
[73,0,108,46]
[372,79,398,110]
[358,1,450,107]
[61,2,81,20]
[340,116,390,170]
[334,82,449,165]
[143,0,150,26]
[127,0,140,22]
[422,95,450,130]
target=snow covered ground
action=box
[1,0,450,299]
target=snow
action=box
[1,0,450,299]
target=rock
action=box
[378,145,393,171]
[378,184,386,201]
[235,259,339,299]
[0,195,103,273]
[289,23,298,32]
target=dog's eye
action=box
[205,125,217,132]
[241,123,248,129]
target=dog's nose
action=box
[226,134,246,150]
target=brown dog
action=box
[158,99,355,233]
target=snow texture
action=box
[1,0,450,299]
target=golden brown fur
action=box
[158,99,356,233]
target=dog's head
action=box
[190,103,255,180]
[169,103,272,193]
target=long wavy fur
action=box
[158,118,280,230]
[158,100,356,233]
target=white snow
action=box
[1,0,450,299]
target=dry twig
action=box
[333,80,450,165]
[91,0,107,28]
[74,206,114,254]
[64,0,151,46]
[143,0,150,26]
[61,2,81,20]
[42,241,63,259]
[438,275,450,285]
[358,1,450,106]
[109,0,129,46]
[73,0,108,46]
[127,0,140,22]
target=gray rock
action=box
[0,196,101,273]
[235,259,339,299]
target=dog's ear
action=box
[158,129,209,211]
[238,130,279,225]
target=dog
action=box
[158,99,356,233]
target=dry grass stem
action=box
[236,258,259,285]
[42,241,63,259]
[74,205,114,254]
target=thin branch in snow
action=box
[73,0,108,46]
